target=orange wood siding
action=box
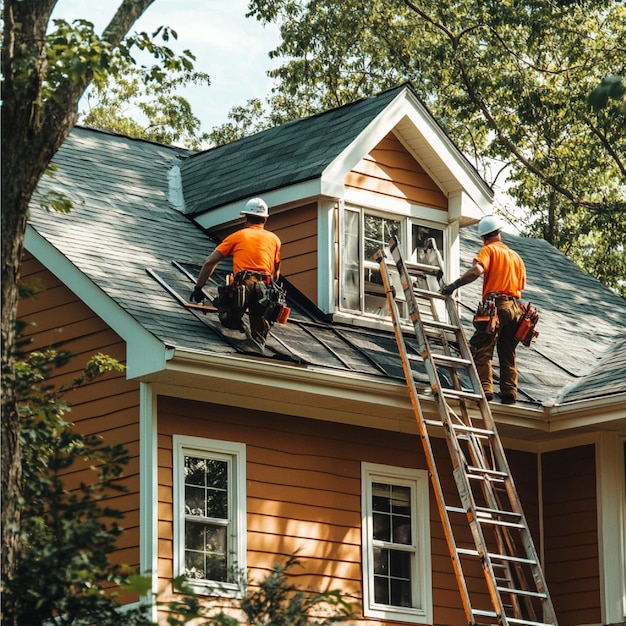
[345,132,448,211]
[18,253,142,579]
[157,397,545,624]
[542,445,600,625]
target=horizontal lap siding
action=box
[158,397,543,624]
[18,253,142,576]
[345,133,448,211]
[543,445,600,625]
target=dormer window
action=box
[340,204,444,319]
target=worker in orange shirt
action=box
[191,197,282,350]
[440,215,526,404]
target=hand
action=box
[440,280,459,296]
[190,286,205,303]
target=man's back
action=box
[476,240,526,298]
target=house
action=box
[21,84,626,625]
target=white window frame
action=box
[361,462,432,624]
[173,435,247,596]
[339,204,445,321]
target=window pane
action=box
[342,210,360,310]
[390,575,412,607]
[184,457,228,519]
[185,521,228,582]
[372,483,412,545]
[412,223,444,262]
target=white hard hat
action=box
[477,214,502,237]
[241,197,269,218]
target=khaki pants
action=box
[470,299,522,398]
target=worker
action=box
[440,215,526,404]
[191,197,282,350]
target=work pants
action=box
[217,277,271,345]
[470,299,522,398]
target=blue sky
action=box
[51,0,281,132]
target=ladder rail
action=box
[374,247,476,621]
[375,236,558,626]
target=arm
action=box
[190,250,225,302]
[441,261,484,295]
[195,250,225,288]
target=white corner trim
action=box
[596,432,626,623]
[139,383,158,620]
[25,225,170,378]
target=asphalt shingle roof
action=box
[28,118,626,411]
[179,84,406,215]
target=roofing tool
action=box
[514,302,540,347]
[374,237,557,626]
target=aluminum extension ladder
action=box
[374,236,558,626]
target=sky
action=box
[50,0,281,132]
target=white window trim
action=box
[173,435,247,597]
[361,462,432,624]
[338,203,447,322]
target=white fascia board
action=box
[25,225,171,379]
[542,392,626,431]
[321,88,493,217]
[192,180,323,229]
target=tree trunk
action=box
[1,1,157,617]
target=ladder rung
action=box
[476,506,522,521]
[424,418,444,428]
[467,465,508,479]
[457,548,535,566]
[457,548,536,566]
[422,319,460,333]
[412,286,448,300]
[401,260,442,276]
[450,423,495,436]
[497,586,548,600]
[472,608,498,618]
[441,387,484,401]
[478,517,525,529]
[433,353,473,368]
[507,618,556,626]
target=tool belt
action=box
[473,293,499,334]
[212,272,290,325]
[514,302,539,346]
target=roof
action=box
[180,82,493,220]
[26,122,626,426]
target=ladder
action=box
[374,236,558,626]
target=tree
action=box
[237,0,625,293]
[0,0,203,599]
[80,34,211,149]
[4,343,155,626]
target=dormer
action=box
[178,84,494,325]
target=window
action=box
[361,462,432,624]
[341,206,444,319]
[173,436,246,595]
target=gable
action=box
[345,131,447,211]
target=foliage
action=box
[235,0,626,294]
[164,554,356,625]
[77,24,212,149]
[1,1,206,602]
[4,345,154,625]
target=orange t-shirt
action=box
[475,240,526,299]
[216,224,281,276]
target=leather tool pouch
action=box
[473,296,499,334]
